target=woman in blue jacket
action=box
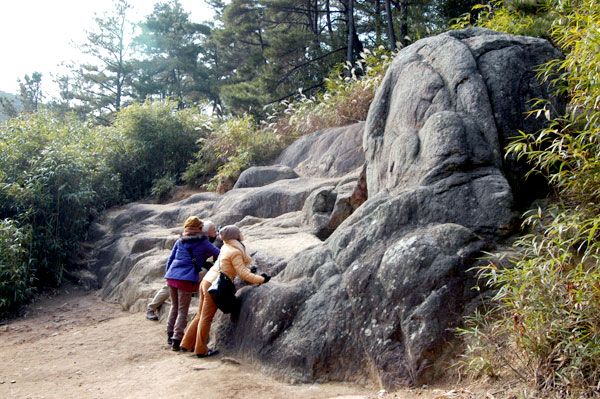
[164,216,220,350]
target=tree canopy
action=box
[9,0,480,121]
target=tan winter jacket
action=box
[203,239,265,285]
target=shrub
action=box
[0,219,34,319]
[186,115,286,191]
[0,110,119,315]
[451,0,556,39]
[458,0,600,397]
[460,217,600,397]
[151,174,176,203]
[180,148,220,187]
[105,99,210,201]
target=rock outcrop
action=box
[276,122,366,178]
[233,165,298,189]
[79,121,366,312]
[79,28,563,390]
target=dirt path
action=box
[0,285,496,399]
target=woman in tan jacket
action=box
[181,225,270,357]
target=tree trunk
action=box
[116,45,124,110]
[307,0,320,46]
[375,0,383,43]
[116,74,122,110]
[397,0,408,46]
[346,0,356,71]
[313,0,319,39]
[325,0,333,36]
[384,0,396,50]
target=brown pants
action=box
[167,286,193,340]
[181,280,218,355]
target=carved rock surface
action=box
[80,28,563,390]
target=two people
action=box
[147,221,222,321]
[164,217,270,355]
[180,225,270,357]
[164,216,221,350]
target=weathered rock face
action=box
[80,28,563,390]
[276,122,366,177]
[364,28,562,207]
[210,177,341,226]
[233,165,299,189]
[79,122,366,313]
[211,28,562,388]
[301,167,367,240]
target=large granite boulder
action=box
[80,28,563,391]
[210,28,563,388]
[85,193,221,310]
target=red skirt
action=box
[167,279,199,293]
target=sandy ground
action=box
[0,283,509,399]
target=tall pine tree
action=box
[133,0,210,109]
[69,0,136,123]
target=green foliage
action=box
[186,114,287,190]
[460,225,600,397]
[180,147,220,187]
[104,99,209,201]
[220,80,270,116]
[434,0,480,27]
[0,74,42,119]
[151,174,176,203]
[451,0,556,39]
[459,0,600,397]
[265,46,395,138]
[48,0,469,118]
[0,110,120,317]
[17,72,44,114]
[0,101,212,316]
[212,0,346,114]
[0,219,34,319]
[210,0,435,115]
[183,46,395,191]
[69,0,136,121]
[133,0,210,108]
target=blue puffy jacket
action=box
[164,235,221,283]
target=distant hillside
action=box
[0,90,21,122]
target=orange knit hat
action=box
[183,216,203,230]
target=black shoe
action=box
[197,349,219,358]
[171,339,181,351]
[167,332,173,345]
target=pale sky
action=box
[0,0,215,97]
